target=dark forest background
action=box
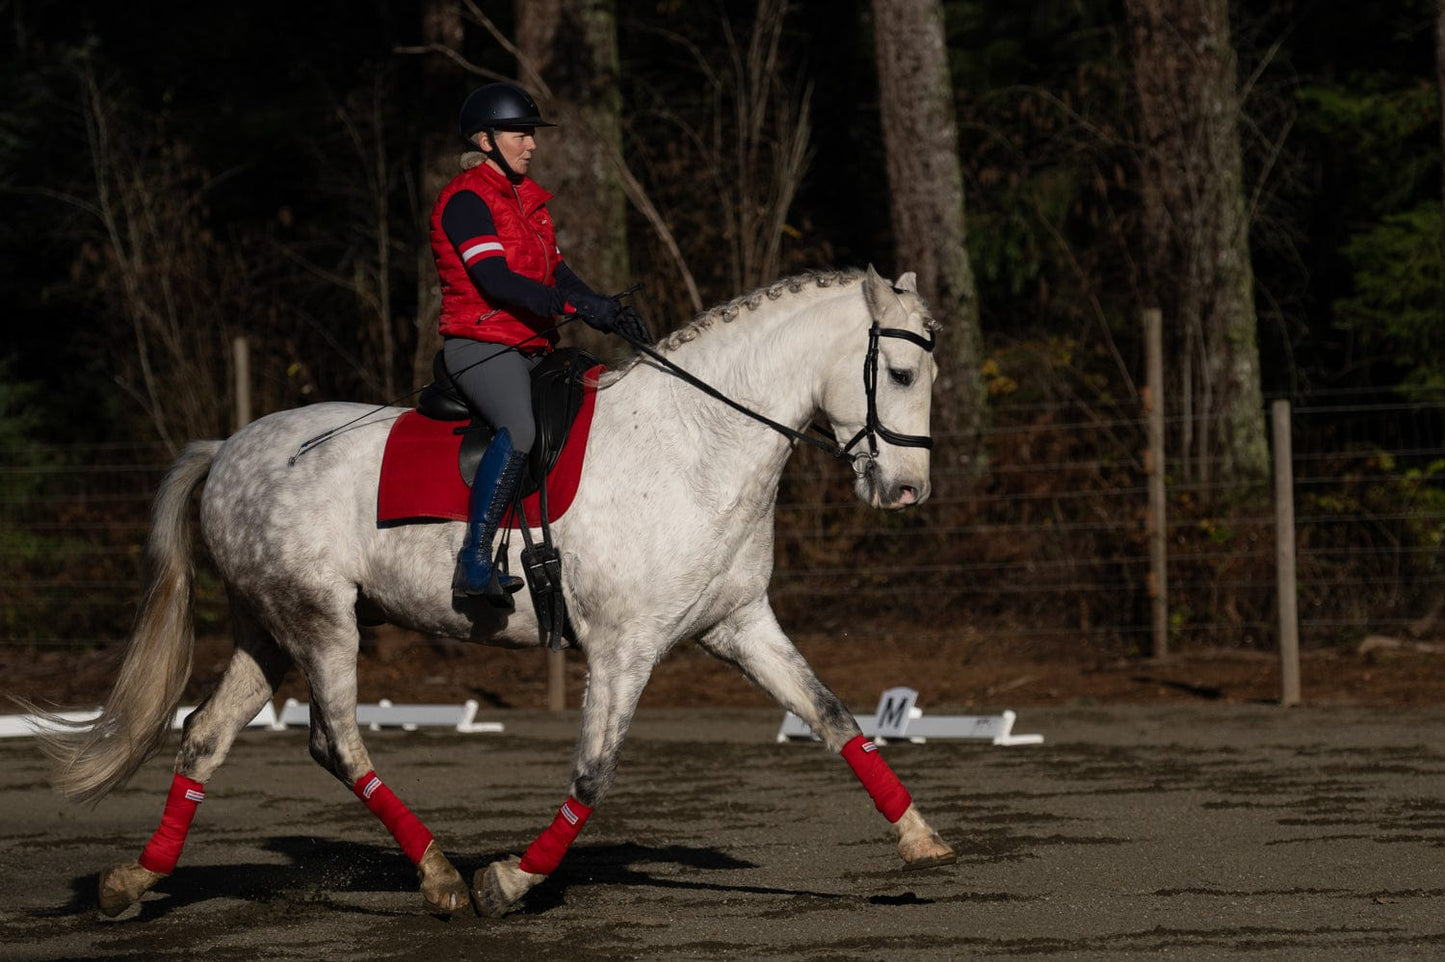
[3,0,1444,656]
[5,1,1441,426]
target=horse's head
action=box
[822,265,939,510]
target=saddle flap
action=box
[412,346,603,500]
[528,348,597,483]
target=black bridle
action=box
[620,312,936,473]
[836,322,936,463]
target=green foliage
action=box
[0,358,46,507]
[0,359,65,644]
[1334,203,1445,392]
[1258,11,1442,393]
[969,167,1075,298]
[1296,450,1445,641]
[1296,83,1440,217]
[944,0,1136,386]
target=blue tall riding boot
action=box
[453,428,527,599]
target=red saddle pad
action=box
[376,374,600,527]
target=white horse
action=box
[38,266,955,919]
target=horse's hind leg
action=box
[291,610,468,914]
[98,609,292,917]
[699,601,956,870]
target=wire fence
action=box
[769,391,1445,655]
[3,393,1443,655]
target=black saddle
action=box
[417,347,600,497]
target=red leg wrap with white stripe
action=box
[518,797,593,876]
[841,734,913,823]
[137,773,206,875]
[352,771,435,865]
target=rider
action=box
[431,81,646,600]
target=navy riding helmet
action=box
[458,82,555,144]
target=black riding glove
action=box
[567,292,622,333]
[615,305,652,344]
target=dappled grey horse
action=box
[37,266,955,918]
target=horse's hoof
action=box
[899,831,957,870]
[892,803,957,870]
[471,856,542,918]
[97,862,164,917]
[417,844,469,915]
[902,849,958,871]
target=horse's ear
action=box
[894,271,918,294]
[863,264,889,315]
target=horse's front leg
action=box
[474,642,654,917]
[699,601,955,870]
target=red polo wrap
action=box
[352,771,435,865]
[841,734,912,823]
[137,773,206,874]
[518,796,593,876]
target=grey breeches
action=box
[442,337,542,455]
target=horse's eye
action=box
[889,368,914,387]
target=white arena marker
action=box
[0,700,502,738]
[776,686,1043,746]
[170,702,278,731]
[276,697,503,734]
[0,709,102,739]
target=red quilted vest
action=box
[430,163,560,350]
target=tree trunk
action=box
[1126,0,1268,488]
[518,0,629,358]
[870,0,987,472]
[411,0,463,392]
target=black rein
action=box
[618,317,936,471]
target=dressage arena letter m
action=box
[873,687,920,740]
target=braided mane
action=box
[657,268,864,352]
[600,269,864,385]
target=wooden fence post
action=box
[232,336,252,432]
[1144,309,1168,658]
[548,649,566,712]
[1272,399,1301,706]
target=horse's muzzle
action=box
[858,460,930,509]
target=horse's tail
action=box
[32,440,222,805]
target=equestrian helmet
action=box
[458,82,555,142]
